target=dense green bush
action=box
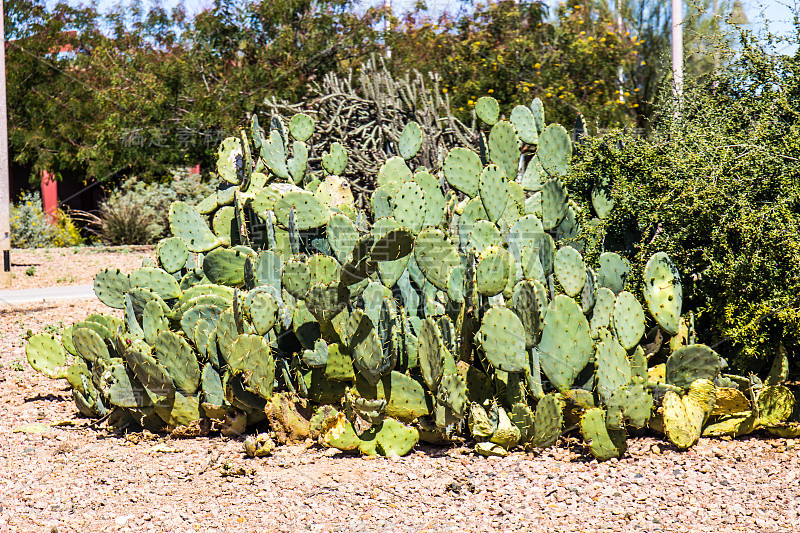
[78,170,221,245]
[568,31,800,373]
[11,191,83,248]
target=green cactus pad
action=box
[202,248,248,287]
[488,120,521,183]
[666,344,721,389]
[73,327,110,364]
[418,317,445,391]
[643,252,682,336]
[590,287,615,337]
[322,142,348,175]
[377,156,413,194]
[443,147,481,197]
[478,164,508,223]
[511,280,547,348]
[345,309,385,386]
[412,170,446,228]
[521,156,546,192]
[153,331,201,394]
[475,246,510,297]
[414,228,461,291]
[530,97,545,133]
[398,121,423,160]
[374,418,419,456]
[608,384,654,429]
[211,206,236,245]
[245,291,279,335]
[326,213,360,262]
[475,96,500,124]
[261,129,290,179]
[274,191,330,230]
[325,343,356,382]
[393,181,427,233]
[507,215,544,260]
[538,294,593,391]
[510,105,538,144]
[662,379,716,449]
[360,371,429,422]
[288,140,309,184]
[157,237,189,274]
[143,300,170,345]
[465,219,502,255]
[180,302,222,343]
[553,245,586,297]
[228,334,275,399]
[216,137,243,184]
[129,267,181,300]
[530,393,564,448]
[611,291,645,350]
[288,113,314,142]
[537,124,572,177]
[591,175,614,219]
[595,329,632,403]
[306,282,348,322]
[26,333,67,379]
[580,408,627,460]
[476,307,527,372]
[541,178,568,231]
[93,268,132,309]
[169,201,222,253]
[596,252,629,294]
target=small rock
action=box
[115,515,134,526]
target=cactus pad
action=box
[643,252,682,336]
[443,147,481,197]
[553,245,586,297]
[475,96,500,125]
[476,307,527,372]
[538,295,593,391]
[169,201,222,252]
[611,291,645,350]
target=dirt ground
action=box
[1,248,798,533]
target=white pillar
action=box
[671,0,684,99]
[0,2,12,286]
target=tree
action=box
[387,0,641,130]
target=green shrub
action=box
[568,31,800,373]
[11,191,83,248]
[78,169,221,245]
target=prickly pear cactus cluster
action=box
[26,95,799,461]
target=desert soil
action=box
[0,248,798,533]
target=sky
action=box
[48,0,799,54]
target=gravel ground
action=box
[1,249,799,532]
[7,246,154,290]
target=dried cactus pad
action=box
[643,252,682,336]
